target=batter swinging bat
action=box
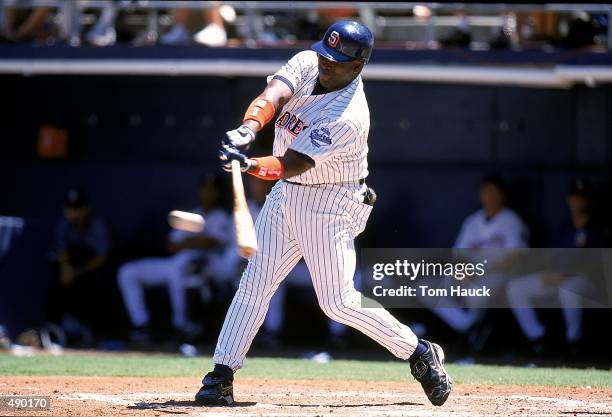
[168,210,205,233]
[231,160,258,258]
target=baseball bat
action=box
[231,160,258,258]
[168,210,205,233]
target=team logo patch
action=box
[310,127,332,148]
[327,30,340,48]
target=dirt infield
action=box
[1,376,611,417]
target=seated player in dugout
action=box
[48,189,111,345]
[507,178,608,356]
[427,175,529,353]
[117,174,234,343]
[194,21,452,407]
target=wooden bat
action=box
[168,210,205,233]
[231,160,257,258]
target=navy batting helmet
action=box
[312,20,374,63]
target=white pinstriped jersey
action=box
[270,51,369,185]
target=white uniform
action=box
[118,208,233,331]
[507,224,599,344]
[263,260,350,338]
[507,272,591,343]
[454,208,529,264]
[431,207,529,332]
[213,51,418,370]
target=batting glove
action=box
[219,142,254,173]
[223,124,256,149]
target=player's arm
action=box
[221,78,314,179]
[244,79,293,133]
[224,79,294,147]
[220,146,313,180]
[250,149,314,179]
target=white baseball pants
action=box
[213,181,418,370]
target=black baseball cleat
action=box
[194,370,234,406]
[410,339,453,406]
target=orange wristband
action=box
[243,97,276,128]
[249,156,283,180]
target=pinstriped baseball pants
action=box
[213,180,418,371]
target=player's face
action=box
[64,206,88,226]
[567,194,590,216]
[317,54,364,91]
[480,183,504,212]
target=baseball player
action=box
[195,20,452,407]
[507,178,604,353]
[117,175,234,340]
[430,175,529,334]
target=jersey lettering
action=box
[275,111,307,137]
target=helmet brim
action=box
[311,41,356,63]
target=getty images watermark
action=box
[371,259,490,297]
[359,248,612,309]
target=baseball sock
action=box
[408,340,428,363]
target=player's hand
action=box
[219,142,254,173]
[223,125,256,149]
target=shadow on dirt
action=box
[290,401,424,408]
[128,399,422,411]
[128,400,258,411]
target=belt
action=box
[284,178,366,186]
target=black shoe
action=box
[410,339,452,406]
[195,370,234,405]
